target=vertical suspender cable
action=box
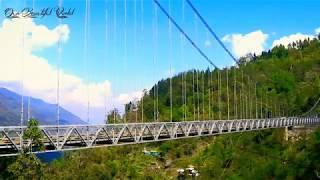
[133,0,138,136]
[248,77,251,119]
[239,71,242,119]
[266,91,268,118]
[270,96,273,118]
[211,70,214,120]
[152,0,158,122]
[202,70,205,120]
[86,0,90,124]
[113,0,116,123]
[168,0,173,122]
[193,69,196,121]
[88,0,91,125]
[194,14,200,121]
[239,86,242,119]
[104,0,108,123]
[134,0,137,123]
[274,101,277,118]
[83,0,90,141]
[57,0,63,147]
[197,70,199,120]
[208,66,211,120]
[244,73,248,119]
[261,92,263,118]
[141,0,144,123]
[123,0,127,123]
[246,78,249,119]
[218,70,221,120]
[155,4,159,122]
[28,1,36,122]
[205,33,211,120]
[20,0,27,149]
[241,70,245,119]
[234,67,237,119]
[226,68,230,120]
[255,83,258,119]
[133,0,137,126]
[180,0,186,121]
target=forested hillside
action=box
[1,36,320,179]
[122,35,320,123]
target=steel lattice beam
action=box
[0,117,319,156]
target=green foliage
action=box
[271,70,296,93]
[23,118,44,152]
[8,153,44,180]
[124,37,320,121]
[4,119,45,180]
[106,108,122,124]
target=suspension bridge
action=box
[0,0,319,157]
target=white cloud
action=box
[315,27,320,34]
[271,33,314,48]
[222,30,268,58]
[118,91,143,105]
[0,18,139,123]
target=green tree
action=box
[23,118,44,152]
[107,108,122,124]
[7,119,45,179]
[8,153,44,180]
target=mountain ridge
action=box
[0,87,85,125]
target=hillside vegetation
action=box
[122,35,320,122]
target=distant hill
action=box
[0,88,85,126]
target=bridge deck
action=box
[0,117,319,156]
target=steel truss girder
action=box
[0,117,319,156]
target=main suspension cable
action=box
[153,0,218,69]
[185,0,239,65]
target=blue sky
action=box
[2,0,320,89]
[0,0,319,123]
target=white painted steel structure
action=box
[0,117,319,156]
